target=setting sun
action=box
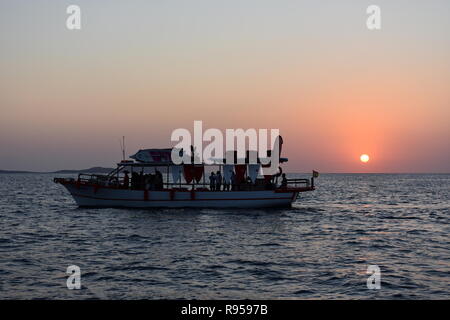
[360,154,370,163]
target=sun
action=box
[360,154,370,163]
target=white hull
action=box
[62,184,298,208]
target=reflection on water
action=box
[0,173,449,299]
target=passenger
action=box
[123,171,130,188]
[265,178,275,190]
[139,171,144,189]
[230,171,236,191]
[280,173,288,189]
[209,172,216,191]
[148,173,155,190]
[155,170,163,190]
[131,172,139,189]
[144,174,150,190]
[216,171,222,191]
[223,174,230,191]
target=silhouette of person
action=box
[230,171,236,191]
[280,173,287,189]
[131,172,139,189]
[139,171,144,189]
[216,171,222,191]
[155,170,163,190]
[209,172,216,191]
[123,171,129,188]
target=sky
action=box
[0,0,449,172]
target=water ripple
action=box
[0,173,449,299]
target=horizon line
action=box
[0,168,449,175]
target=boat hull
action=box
[60,184,298,208]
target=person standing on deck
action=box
[209,172,216,191]
[131,172,139,189]
[280,173,288,189]
[216,171,222,191]
[139,171,145,189]
[230,171,236,191]
[155,170,163,190]
[123,171,129,189]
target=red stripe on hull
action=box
[71,193,294,202]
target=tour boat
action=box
[54,147,316,208]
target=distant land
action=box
[0,168,447,175]
[0,167,114,174]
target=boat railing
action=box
[77,173,111,185]
[69,173,314,191]
[74,173,264,190]
[285,178,311,188]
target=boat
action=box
[54,144,316,208]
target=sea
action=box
[0,173,448,299]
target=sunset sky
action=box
[1,0,449,172]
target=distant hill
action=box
[0,167,114,174]
[0,169,36,174]
[52,167,114,174]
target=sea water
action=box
[0,173,448,299]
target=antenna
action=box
[122,136,126,161]
[119,136,126,161]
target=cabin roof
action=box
[117,157,288,167]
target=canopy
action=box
[130,149,173,164]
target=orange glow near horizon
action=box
[0,2,449,172]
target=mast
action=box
[122,136,126,161]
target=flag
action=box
[313,170,319,178]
